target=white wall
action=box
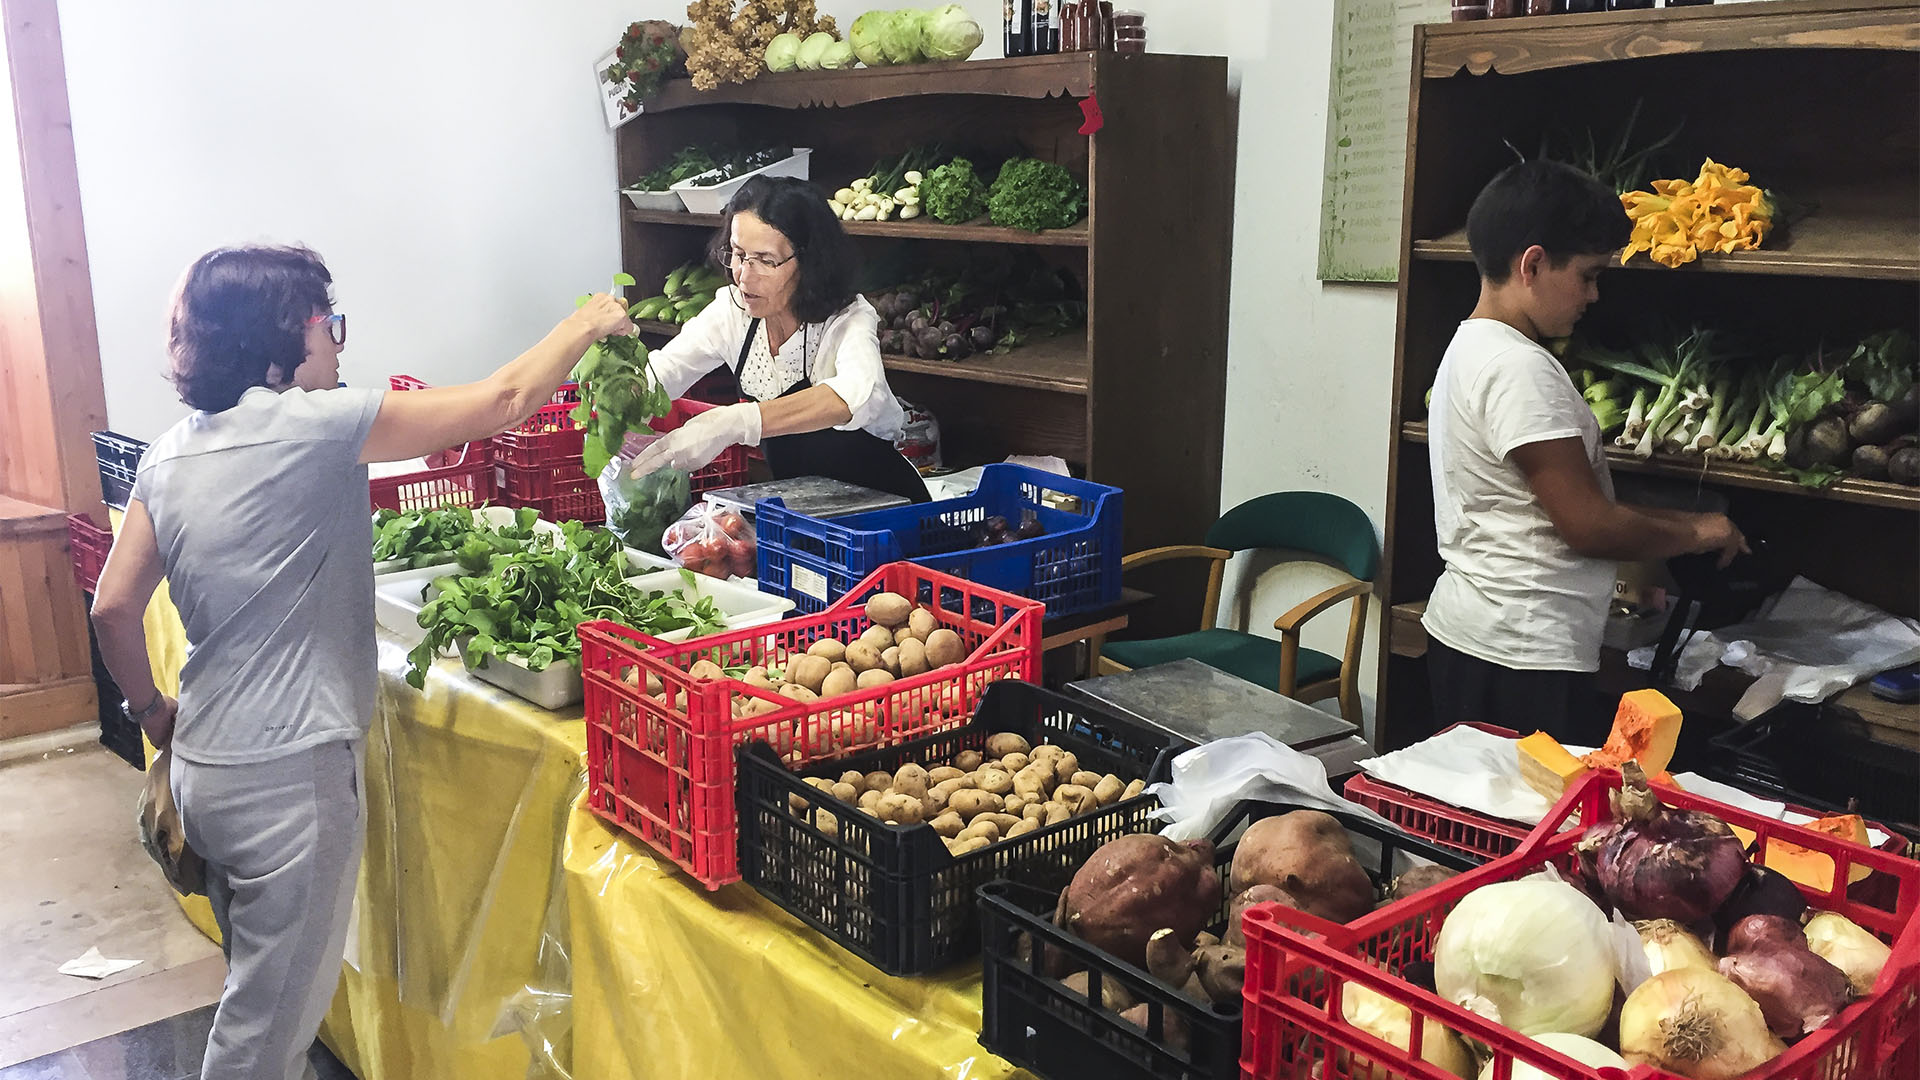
[67,0,1397,730]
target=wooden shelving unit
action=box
[1377,0,1920,751]
[615,52,1235,562]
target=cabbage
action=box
[879,8,927,65]
[819,39,857,70]
[923,5,983,61]
[796,31,836,70]
[1433,879,1618,1039]
[849,11,890,67]
[765,32,803,72]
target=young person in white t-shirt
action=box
[1423,161,1746,742]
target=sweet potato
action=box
[1229,811,1373,924]
[864,592,913,629]
[1061,970,1138,1013]
[1387,865,1457,904]
[1061,834,1220,968]
[1227,884,1295,946]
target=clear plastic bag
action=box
[598,433,692,557]
[661,501,757,580]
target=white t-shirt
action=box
[646,287,905,439]
[1423,319,1616,672]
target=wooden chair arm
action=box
[1119,545,1232,572]
[1273,580,1373,635]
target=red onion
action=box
[1726,914,1806,956]
[1577,762,1748,924]
[1719,945,1854,1039]
[1714,865,1808,950]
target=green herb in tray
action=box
[628,146,721,193]
[405,521,724,688]
[372,506,541,569]
[686,146,791,188]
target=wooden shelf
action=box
[624,206,1089,248]
[1419,0,1918,79]
[1402,421,1920,510]
[642,53,1099,113]
[1414,199,1920,282]
[627,317,1090,395]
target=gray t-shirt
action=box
[134,385,386,765]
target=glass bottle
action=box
[1488,0,1524,16]
[1606,0,1655,9]
[1006,0,1031,57]
[1451,0,1491,17]
[1564,0,1604,11]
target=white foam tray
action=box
[669,148,812,215]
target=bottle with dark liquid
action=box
[1031,0,1060,55]
[1006,0,1032,56]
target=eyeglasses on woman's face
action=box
[306,312,347,346]
[723,248,798,275]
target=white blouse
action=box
[646,287,906,439]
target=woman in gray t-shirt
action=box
[89,245,633,1080]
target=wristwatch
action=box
[123,693,165,723]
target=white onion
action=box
[1620,967,1786,1079]
[1340,982,1474,1080]
[1637,919,1718,977]
[1478,1032,1627,1080]
[1803,911,1891,996]
[1434,879,1618,1038]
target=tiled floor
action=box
[0,735,224,1067]
[0,1005,356,1080]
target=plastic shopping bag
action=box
[599,433,692,557]
[662,501,757,580]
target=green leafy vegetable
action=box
[627,146,721,193]
[1846,329,1917,404]
[878,8,927,65]
[919,157,988,225]
[922,4,984,61]
[372,506,540,569]
[849,11,890,66]
[797,31,836,70]
[987,158,1088,233]
[574,274,672,481]
[765,32,803,72]
[405,521,723,688]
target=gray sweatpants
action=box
[171,740,365,1080]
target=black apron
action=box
[729,318,930,505]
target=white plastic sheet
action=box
[1149,731,1396,840]
[1356,724,1596,826]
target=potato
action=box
[1052,753,1081,786]
[1030,744,1067,763]
[892,764,931,801]
[924,628,965,668]
[1123,778,1147,800]
[743,667,775,690]
[1055,784,1099,816]
[1044,801,1071,826]
[740,696,783,719]
[857,668,896,690]
[897,639,930,678]
[1013,763,1055,804]
[956,819,1002,844]
[948,789,1004,821]
[876,794,926,825]
[977,812,1023,833]
[928,766,965,784]
[987,732,1033,758]
[845,642,885,674]
[858,789,884,814]
[819,667,858,700]
[786,655,831,693]
[946,835,991,856]
[973,768,1015,796]
[928,811,965,838]
[688,659,727,682]
[1070,770,1103,790]
[864,592,913,629]
[1022,802,1047,823]
[927,775,974,813]
[1006,817,1040,840]
[858,771,891,793]
[830,782,861,803]
[860,625,897,652]
[1094,775,1126,806]
[888,626,914,649]
[776,683,819,704]
[807,638,847,663]
[1004,794,1027,815]
[908,608,938,643]
[881,646,901,675]
[814,809,839,840]
[953,750,985,772]
[1000,752,1031,773]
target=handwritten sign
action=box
[1318,0,1450,282]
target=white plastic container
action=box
[372,507,555,578]
[457,648,587,711]
[623,188,686,212]
[670,148,813,215]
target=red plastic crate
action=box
[503,476,605,524]
[578,561,1044,890]
[1239,769,1920,1080]
[495,458,595,502]
[650,398,750,496]
[388,373,579,404]
[66,514,111,594]
[491,401,587,469]
[367,454,496,514]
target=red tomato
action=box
[715,510,750,541]
[723,536,756,579]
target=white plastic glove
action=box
[628,402,762,479]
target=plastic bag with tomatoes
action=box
[662,501,757,580]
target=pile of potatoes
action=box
[790,731,1148,855]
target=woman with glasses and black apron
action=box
[628,175,930,504]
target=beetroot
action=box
[1062,834,1220,968]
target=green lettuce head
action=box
[850,11,891,67]
[819,39,857,70]
[879,8,927,65]
[797,31,836,70]
[923,5,983,61]
[765,32,803,72]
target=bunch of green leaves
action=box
[405,521,723,688]
[574,273,672,479]
[629,146,720,193]
[987,158,1087,233]
[867,145,947,198]
[1846,328,1917,404]
[1529,98,1685,195]
[605,466,692,556]
[372,506,541,568]
[918,157,988,225]
[685,145,791,188]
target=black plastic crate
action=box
[977,799,1482,1080]
[92,430,148,510]
[1707,702,1920,835]
[736,680,1188,976]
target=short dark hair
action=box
[1466,160,1630,284]
[167,245,334,412]
[709,176,857,325]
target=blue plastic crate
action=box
[755,463,1122,617]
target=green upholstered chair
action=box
[1096,491,1380,723]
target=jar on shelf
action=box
[1098,1,1115,49]
[1451,0,1490,17]
[1526,0,1561,13]
[1563,0,1604,11]
[1606,0,1655,9]
[1488,0,1524,15]
[1112,8,1145,52]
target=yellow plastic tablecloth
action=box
[123,519,1029,1080]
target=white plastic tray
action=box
[670,148,812,215]
[376,548,675,646]
[623,188,686,212]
